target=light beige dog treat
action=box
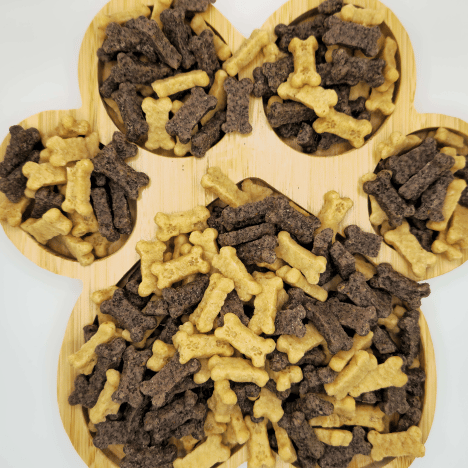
[69,211,99,237]
[257,258,286,271]
[21,208,72,245]
[263,41,288,63]
[151,0,172,27]
[190,273,234,332]
[22,162,67,191]
[314,428,353,447]
[142,96,175,151]
[434,127,465,148]
[276,265,328,302]
[136,239,166,297]
[339,404,386,432]
[341,4,385,26]
[267,362,303,391]
[248,272,283,335]
[440,147,466,173]
[277,80,338,117]
[368,426,425,461]
[328,332,373,372]
[62,159,94,217]
[225,405,250,446]
[349,82,371,100]
[155,205,210,242]
[289,36,321,88]
[173,434,231,468]
[376,132,422,160]
[366,84,396,116]
[173,329,234,363]
[45,133,100,167]
[84,232,112,258]
[253,387,284,423]
[427,178,467,231]
[192,357,211,384]
[204,410,227,436]
[241,179,274,203]
[212,246,263,302]
[215,313,275,367]
[89,369,121,424]
[275,231,326,284]
[146,339,176,372]
[208,379,238,423]
[58,235,94,266]
[201,70,229,125]
[190,228,219,265]
[313,108,373,148]
[432,229,463,261]
[56,115,91,139]
[354,254,377,280]
[276,323,325,364]
[315,394,356,418]
[208,355,269,387]
[201,166,250,207]
[172,234,190,259]
[315,190,354,238]
[376,37,400,91]
[349,356,408,397]
[91,286,119,306]
[68,322,117,374]
[191,15,232,61]
[0,194,30,227]
[447,204,468,248]
[152,70,210,98]
[223,28,269,76]
[245,416,276,468]
[308,413,341,428]
[361,173,388,227]
[384,221,437,276]
[272,422,297,464]
[325,350,378,401]
[151,245,210,289]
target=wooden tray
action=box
[0,0,440,467]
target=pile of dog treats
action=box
[0,116,149,265]
[68,167,428,468]
[364,127,468,277]
[253,0,398,155]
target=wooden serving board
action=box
[0,0,442,467]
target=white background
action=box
[1,0,468,467]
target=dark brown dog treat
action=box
[162,274,210,318]
[222,196,276,231]
[410,226,434,252]
[252,67,273,98]
[318,49,385,88]
[262,56,295,92]
[171,418,205,440]
[399,152,455,201]
[276,122,302,138]
[97,47,115,63]
[303,365,337,390]
[363,170,416,227]
[297,347,327,367]
[92,144,149,199]
[140,352,201,407]
[297,122,321,153]
[231,382,262,421]
[108,181,132,235]
[322,16,382,57]
[83,324,99,342]
[318,132,347,150]
[112,345,152,407]
[406,395,422,410]
[396,407,422,433]
[142,298,169,316]
[318,426,371,468]
[329,299,377,336]
[297,451,318,468]
[305,301,353,354]
[318,0,343,14]
[408,216,428,231]
[160,8,196,69]
[0,150,40,203]
[369,263,430,309]
[267,350,290,372]
[166,87,217,144]
[218,223,275,247]
[459,185,468,208]
[191,110,226,157]
[124,287,152,310]
[337,271,392,318]
[189,29,220,79]
[275,16,327,52]
[158,317,180,344]
[329,242,356,280]
[355,390,381,404]
[379,386,409,415]
[29,187,64,219]
[264,379,291,401]
[278,411,325,459]
[92,171,107,186]
[121,444,177,468]
[311,228,335,286]
[372,325,398,354]
[93,397,151,449]
[91,187,121,242]
[343,224,382,257]
[124,278,140,296]
[236,235,278,265]
[398,309,420,365]
[101,289,158,342]
[286,393,334,419]
[222,77,253,134]
[0,125,41,178]
[284,287,310,308]
[207,205,226,233]
[330,84,352,116]
[274,304,307,337]
[126,16,182,69]
[349,96,367,116]
[387,137,438,185]
[267,101,317,129]
[215,290,250,327]
[173,0,215,12]
[405,368,425,397]
[109,131,138,161]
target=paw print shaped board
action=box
[2,0,458,467]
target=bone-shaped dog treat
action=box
[434,127,465,148]
[272,422,297,464]
[376,37,400,93]
[446,204,468,247]
[310,228,334,286]
[300,365,338,395]
[275,15,327,52]
[208,356,269,387]
[90,188,120,242]
[108,181,132,235]
[288,36,321,88]
[243,417,276,468]
[58,235,94,266]
[341,4,385,27]
[398,309,421,365]
[287,392,334,420]
[215,290,250,328]
[173,434,230,468]
[274,304,307,338]
[319,0,343,14]
[368,426,425,461]
[88,369,121,424]
[267,362,303,392]
[45,133,99,167]
[376,131,422,160]
[141,96,175,151]
[379,386,410,415]
[200,69,228,125]
[201,166,250,207]
[152,70,210,98]
[191,15,232,62]
[189,227,219,267]
[207,379,238,423]
[330,299,377,336]
[218,223,276,247]
[189,29,220,79]
[296,122,321,153]
[363,170,415,227]
[135,239,166,297]
[277,323,325,364]
[313,428,352,447]
[267,101,317,129]
[21,207,72,245]
[61,159,94,217]
[146,339,176,372]
[372,325,398,354]
[121,445,177,468]
[30,187,64,219]
[22,162,67,192]
[323,16,382,57]
[366,83,396,115]
[221,77,253,134]
[253,387,284,423]
[328,332,373,373]
[329,242,356,280]
[236,235,278,265]
[343,224,382,257]
[221,196,276,231]
[192,110,226,157]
